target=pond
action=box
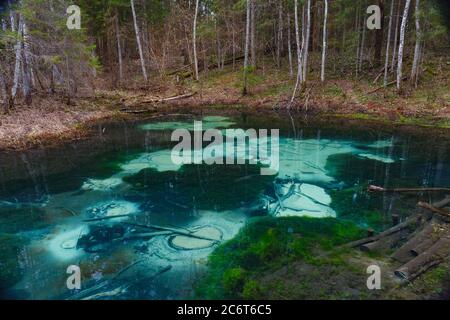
[0,113,449,299]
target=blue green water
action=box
[0,114,449,299]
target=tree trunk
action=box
[397,0,412,92]
[384,0,395,86]
[302,0,311,83]
[287,13,293,78]
[410,0,421,86]
[243,0,251,95]
[320,0,328,82]
[289,0,303,106]
[12,15,23,100]
[391,0,401,71]
[358,11,367,73]
[355,7,361,76]
[276,0,283,68]
[250,0,256,67]
[130,0,148,82]
[374,0,385,66]
[193,0,199,81]
[21,21,32,105]
[115,12,123,83]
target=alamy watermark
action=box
[170,121,279,176]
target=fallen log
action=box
[418,201,450,219]
[345,216,417,248]
[366,76,408,94]
[368,185,450,193]
[124,222,220,243]
[83,214,133,222]
[394,235,450,281]
[391,222,437,263]
[138,92,198,104]
[360,228,409,252]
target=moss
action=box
[0,233,28,291]
[194,216,366,299]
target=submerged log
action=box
[394,235,450,281]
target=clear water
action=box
[0,113,449,300]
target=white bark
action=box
[243,0,251,95]
[384,0,395,87]
[355,8,361,76]
[1,19,6,31]
[321,0,328,82]
[397,0,412,91]
[358,14,367,72]
[290,0,303,105]
[302,0,311,82]
[22,21,35,89]
[193,0,199,81]
[130,0,148,81]
[411,0,421,84]
[115,13,123,82]
[12,16,23,99]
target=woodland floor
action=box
[0,56,449,150]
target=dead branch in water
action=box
[368,185,450,193]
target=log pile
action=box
[347,195,450,282]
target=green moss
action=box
[194,216,365,299]
[0,233,28,290]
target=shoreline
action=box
[1,90,449,152]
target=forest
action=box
[0,0,449,302]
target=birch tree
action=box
[276,0,283,68]
[250,0,256,67]
[243,0,251,95]
[410,0,421,86]
[193,0,200,81]
[397,0,412,91]
[115,12,123,83]
[321,0,328,82]
[302,0,311,83]
[391,0,401,70]
[130,0,148,81]
[384,0,395,86]
[290,0,303,106]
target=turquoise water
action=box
[0,114,449,299]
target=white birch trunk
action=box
[358,14,367,73]
[384,0,395,86]
[131,0,148,82]
[411,0,421,84]
[115,13,123,82]
[12,16,23,99]
[290,0,303,105]
[397,0,412,91]
[250,0,256,67]
[321,0,328,82]
[302,0,310,83]
[193,0,199,81]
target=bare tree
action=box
[410,0,421,86]
[287,12,293,78]
[302,0,311,82]
[290,0,303,106]
[243,0,251,95]
[277,0,283,68]
[384,0,395,86]
[250,0,256,67]
[115,12,123,83]
[193,0,200,81]
[391,0,401,70]
[321,0,328,82]
[131,0,148,81]
[397,0,412,91]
